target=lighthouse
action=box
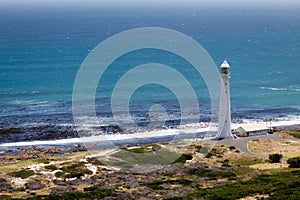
[217,60,233,139]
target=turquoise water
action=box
[0,6,299,141]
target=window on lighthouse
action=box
[221,68,229,74]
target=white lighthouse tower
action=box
[217,60,233,139]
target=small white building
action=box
[235,124,268,137]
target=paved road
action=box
[206,134,281,158]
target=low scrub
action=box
[181,170,300,200]
[145,179,193,190]
[9,169,34,179]
[286,129,300,139]
[269,153,282,163]
[287,156,300,168]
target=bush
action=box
[10,169,34,179]
[287,157,300,168]
[229,146,236,150]
[269,153,282,163]
[44,165,58,171]
[37,158,51,164]
[205,152,213,158]
[54,171,64,178]
[286,129,300,139]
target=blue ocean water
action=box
[0,6,299,142]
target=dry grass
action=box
[249,163,289,170]
[248,138,300,158]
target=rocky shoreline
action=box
[0,144,87,165]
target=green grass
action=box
[104,149,183,170]
[172,154,193,164]
[124,143,162,154]
[198,146,211,154]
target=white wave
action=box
[31,91,41,94]
[291,88,300,92]
[259,87,288,91]
[259,86,300,92]
[9,100,56,107]
[0,138,83,147]
[10,100,36,105]
[270,88,288,91]
[1,116,300,148]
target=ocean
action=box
[0,5,300,143]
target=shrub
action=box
[269,153,282,163]
[37,158,51,164]
[286,129,300,139]
[144,179,193,190]
[54,171,64,178]
[44,165,58,171]
[229,146,236,150]
[221,163,231,167]
[287,157,300,168]
[205,152,213,158]
[56,162,93,179]
[10,169,34,179]
[145,180,164,190]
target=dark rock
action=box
[98,184,113,190]
[103,192,133,200]
[155,163,183,176]
[25,181,45,190]
[0,178,7,183]
[133,187,152,196]
[50,186,77,195]
[0,178,14,192]
[90,175,104,182]
[106,172,122,178]
[53,179,67,186]
[127,180,140,188]
[68,179,92,186]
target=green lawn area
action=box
[102,149,183,170]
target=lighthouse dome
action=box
[221,60,230,68]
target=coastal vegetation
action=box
[0,129,299,199]
[269,153,282,163]
[287,156,300,168]
[9,169,35,179]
